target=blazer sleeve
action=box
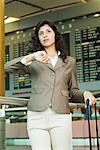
[69,58,84,103]
[4,56,31,74]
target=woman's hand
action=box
[33,51,50,63]
[84,91,96,105]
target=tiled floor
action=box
[73,146,98,150]
[6,146,98,150]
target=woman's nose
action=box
[43,33,47,38]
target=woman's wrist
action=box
[31,53,36,61]
[84,91,92,97]
[83,91,90,103]
[84,91,88,97]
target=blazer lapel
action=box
[46,57,68,70]
[46,63,54,70]
[54,57,64,70]
[46,57,63,70]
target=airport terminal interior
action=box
[0,0,100,149]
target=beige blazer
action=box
[4,56,84,114]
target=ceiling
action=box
[5,0,97,20]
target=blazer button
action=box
[51,86,54,89]
[52,72,55,75]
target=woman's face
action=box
[38,24,55,48]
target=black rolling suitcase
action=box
[85,99,99,150]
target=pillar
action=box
[0,0,5,150]
[0,0,5,96]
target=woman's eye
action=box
[39,32,43,36]
[47,30,51,33]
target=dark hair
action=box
[32,20,67,62]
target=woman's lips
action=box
[44,39,49,42]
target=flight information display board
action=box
[75,27,100,83]
[13,41,33,89]
[5,45,10,90]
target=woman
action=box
[4,20,96,150]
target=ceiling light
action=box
[94,14,100,17]
[4,17,19,24]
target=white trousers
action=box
[27,107,72,150]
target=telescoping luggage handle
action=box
[85,99,99,150]
[94,102,99,150]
